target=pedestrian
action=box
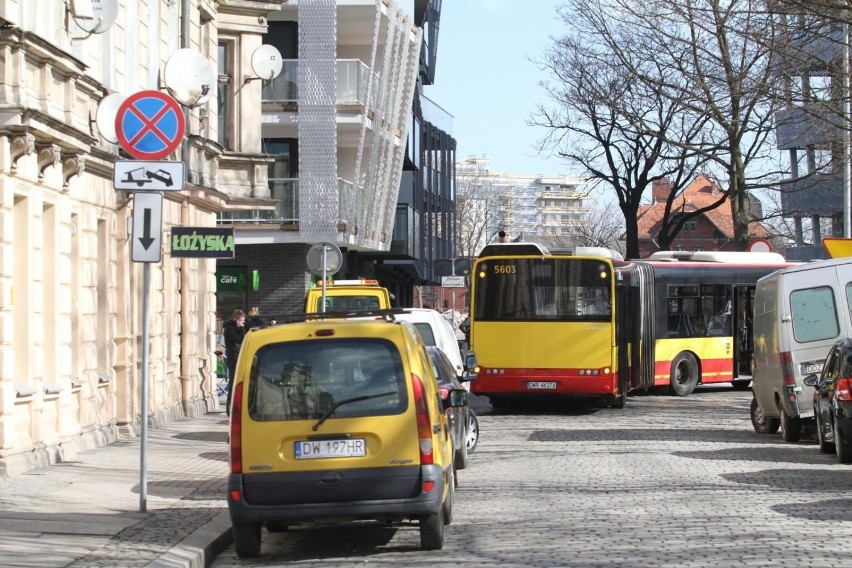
[247,306,266,329]
[223,309,247,415]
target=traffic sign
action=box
[114,160,185,190]
[442,276,466,288]
[132,192,163,263]
[306,242,343,277]
[116,90,185,160]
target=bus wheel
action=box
[670,352,699,397]
[750,397,780,434]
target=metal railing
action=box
[217,178,366,228]
[261,60,377,106]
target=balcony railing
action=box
[217,178,364,228]
[261,59,378,106]
[419,93,453,135]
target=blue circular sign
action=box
[115,90,185,160]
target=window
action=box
[248,339,407,422]
[684,221,696,232]
[217,41,233,149]
[666,283,731,338]
[791,286,839,343]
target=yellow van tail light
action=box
[411,373,434,465]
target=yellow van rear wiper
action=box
[312,391,395,431]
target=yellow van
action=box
[226,316,466,558]
[304,279,392,313]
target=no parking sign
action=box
[115,90,185,160]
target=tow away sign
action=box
[114,160,185,191]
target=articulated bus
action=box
[469,242,654,409]
[641,251,792,396]
[468,244,791,408]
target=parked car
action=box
[226,315,468,558]
[803,338,852,463]
[394,308,468,378]
[425,346,479,471]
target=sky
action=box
[423,1,572,177]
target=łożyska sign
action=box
[171,227,235,258]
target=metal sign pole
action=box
[450,257,456,329]
[140,262,150,513]
[320,246,328,313]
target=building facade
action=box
[455,155,589,256]
[216,0,454,315]
[635,176,772,258]
[0,0,449,478]
[774,11,845,261]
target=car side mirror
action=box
[445,388,468,409]
[802,374,819,388]
[464,351,479,373]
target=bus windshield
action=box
[473,257,612,322]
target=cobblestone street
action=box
[211,388,852,567]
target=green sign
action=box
[217,266,247,292]
[171,227,235,258]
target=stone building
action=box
[0,0,447,478]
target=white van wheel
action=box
[780,407,801,443]
[750,397,780,434]
[670,352,699,397]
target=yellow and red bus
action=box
[469,242,654,408]
[468,245,791,408]
[641,251,792,396]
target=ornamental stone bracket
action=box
[37,143,61,180]
[62,153,85,189]
[9,133,35,171]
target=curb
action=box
[146,510,232,568]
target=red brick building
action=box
[635,175,771,258]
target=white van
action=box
[393,308,467,378]
[751,257,852,442]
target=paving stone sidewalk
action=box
[0,410,233,568]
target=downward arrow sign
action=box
[138,208,155,250]
[131,192,162,263]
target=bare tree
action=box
[554,0,785,251]
[532,8,717,258]
[455,171,511,259]
[541,198,627,255]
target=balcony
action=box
[216,178,362,229]
[775,103,844,150]
[419,93,453,135]
[261,59,379,107]
[780,171,844,216]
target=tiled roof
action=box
[636,174,770,238]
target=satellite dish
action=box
[95,93,127,143]
[251,45,284,80]
[73,0,118,35]
[163,49,216,107]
